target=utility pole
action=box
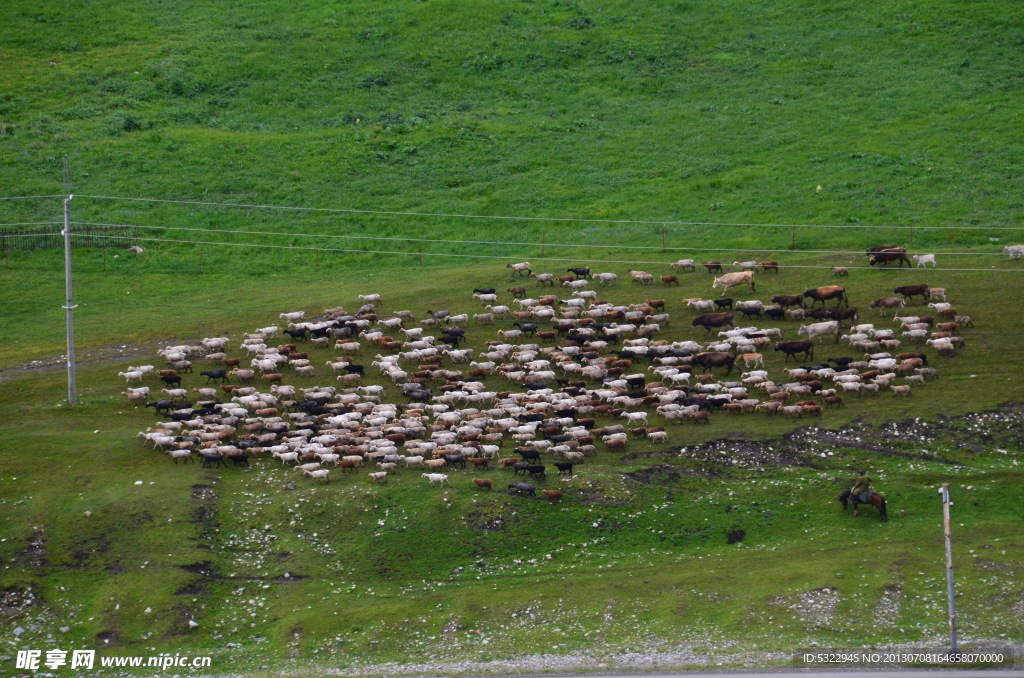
[939,483,958,651]
[63,194,77,406]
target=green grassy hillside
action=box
[1,0,1023,673]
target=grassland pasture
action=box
[1,0,1023,672]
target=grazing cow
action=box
[691,312,735,336]
[893,284,930,305]
[798,320,841,343]
[760,261,779,273]
[771,294,805,309]
[773,340,814,362]
[803,286,848,307]
[870,297,906,315]
[869,251,912,267]
[691,351,737,376]
[711,271,755,296]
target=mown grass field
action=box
[1,0,1023,673]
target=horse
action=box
[838,489,887,522]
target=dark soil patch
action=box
[466,509,508,533]
[726,527,746,544]
[96,628,120,646]
[191,483,219,548]
[23,530,47,568]
[0,587,38,617]
[178,561,216,577]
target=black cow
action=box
[555,461,575,475]
[527,464,546,480]
[774,340,814,362]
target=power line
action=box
[75,233,1024,272]
[72,194,1024,231]
[70,221,1019,257]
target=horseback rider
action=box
[850,470,873,503]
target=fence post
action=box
[315,248,320,273]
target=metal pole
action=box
[63,195,77,406]
[940,483,958,651]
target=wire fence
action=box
[0,224,137,252]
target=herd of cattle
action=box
[120,247,984,493]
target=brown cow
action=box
[541,489,564,503]
[870,251,912,267]
[702,261,723,273]
[893,284,930,304]
[803,286,848,307]
[472,478,493,491]
[691,312,735,336]
[691,351,737,376]
[870,297,906,315]
[660,276,680,286]
[760,261,779,273]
